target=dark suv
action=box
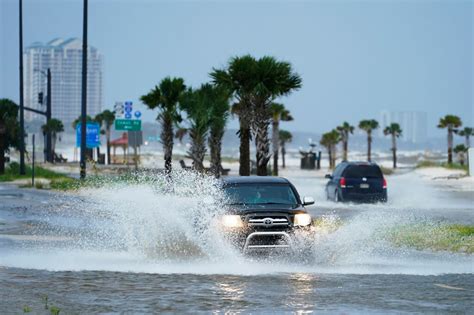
[325,162,387,203]
[220,176,315,253]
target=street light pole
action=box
[19,0,25,175]
[46,68,52,162]
[80,0,88,179]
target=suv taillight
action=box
[383,178,387,189]
[339,177,346,188]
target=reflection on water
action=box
[287,273,317,311]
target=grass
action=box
[416,160,468,172]
[387,223,474,254]
[50,171,167,191]
[0,162,69,182]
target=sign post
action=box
[469,148,473,177]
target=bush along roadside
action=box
[0,162,68,182]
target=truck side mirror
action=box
[303,196,315,206]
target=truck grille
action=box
[247,215,289,227]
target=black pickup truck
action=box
[219,176,315,253]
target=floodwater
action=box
[0,170,473,313]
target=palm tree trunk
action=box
[392,134,397,168]
[209,128,223,178]
[52,132,57,163]
[106,127,111,165]
[0,133,5,175]
[447,128,453,164]
[343,138,348,161]
[332,144,337,168]
[367,131,372,162]
[272,120,279,176]
[161,114,174,174]
[189,129,206,172]
[254,106,270,176]
[327,147,332,169]
[239,118,251,176]
[281,144,286,169]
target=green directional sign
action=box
[115,119,141,131]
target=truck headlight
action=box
[222,215,244,228]
[294,213,312,226]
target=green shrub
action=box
[0,162,68,182]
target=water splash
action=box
[1,170,472,275]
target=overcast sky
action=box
[1,0,472,136]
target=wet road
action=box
[0,170,473,314]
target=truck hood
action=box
[225,203,307,214]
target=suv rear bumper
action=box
[340,190,387,203]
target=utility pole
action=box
[80,0,88,179]
[46,68,52,162]
[32,134,35,186]
[19,0,25,175]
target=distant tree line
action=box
[320,114,472,170]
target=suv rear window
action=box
[343,165,383,178]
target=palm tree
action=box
[456,127,473,148]
[437,115,462,164]
[72,115,93,130]
[141,77,186,174]
[179,84,214,172]
[0,99,20,174]
[211,55,256,176]
[252,56,302,175]
[383,123,402,169]
[454,144,467,166]
[279,129,292,169]
[100,110,115,165]
[359,119,379,162]
[42,118,64,161]
[208,85,230,178]
[174,127,188,144]
[270,103,293,175]
[336,122,354,161]
[320,130,340,169]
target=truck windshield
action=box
[224,184,298,205]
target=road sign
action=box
[114,102,124,119]
[134,110,142,118]
[76,122,101,148]
[115,119,141,131]
[128,130,143,148]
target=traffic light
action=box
[38,92,44,104]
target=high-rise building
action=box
[380,110,428,143]
[24,38,103,128]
